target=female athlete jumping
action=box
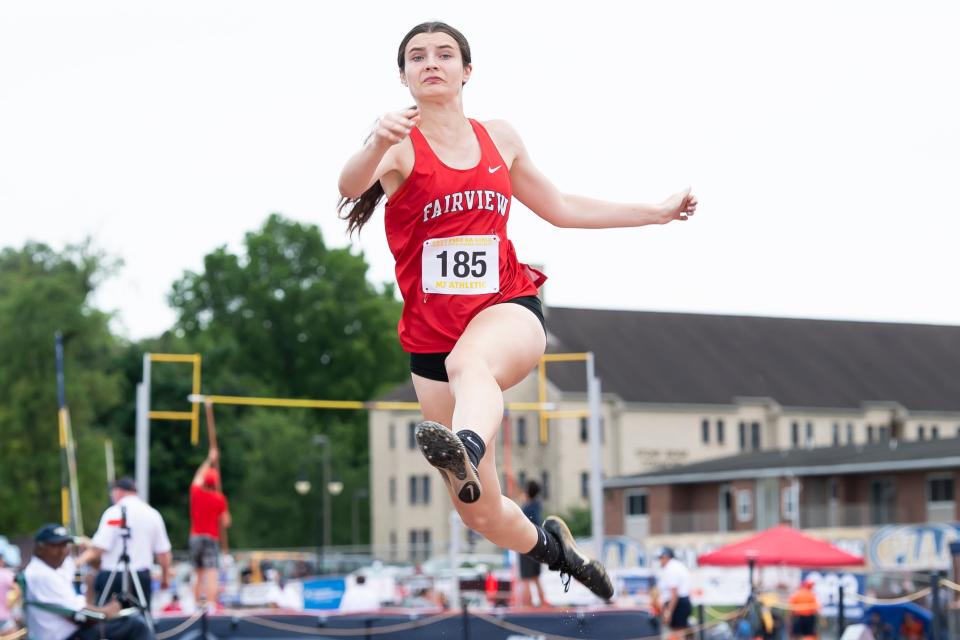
[338,22,697,601]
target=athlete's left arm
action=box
[490,120,697,228]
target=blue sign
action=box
[801,570,864,619]
[302,577,346,610]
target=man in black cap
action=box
[77,477,171,607]
[655,547,692,635]
[23,524,151,639]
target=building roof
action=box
[381,307,960,411]
[604,436,960,488]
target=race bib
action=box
[422,235,500,295]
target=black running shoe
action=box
[414,421,482,504]
[543,515,614,601]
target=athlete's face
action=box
[401,32,471,99]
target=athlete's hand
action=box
[658,187,698,223]
[373,107,420,147]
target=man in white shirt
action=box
[77,477,172,607]
[338,574,381,613]
[655,547,692,633]
[24,524,150,639]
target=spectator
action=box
[339,575,380,613]
[23,524,150,640]
[899,611,924,640]
[866,611,893,640]
[77,477,172,608]
[189,447,231,607]
[788,578,819,640]
[517,480,549,608]
[0,551,18,632]
[654,547,692,637]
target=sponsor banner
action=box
[869,524,960,571]
[801,570,865,619]
[302,577,346,610]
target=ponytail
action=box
[338,181,384,237]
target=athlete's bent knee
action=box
[444,350,491,383]
[459,505,497,534]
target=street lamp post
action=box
[311,435,343,574]
[352,487,369,549]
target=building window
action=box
[408,421,417,449]
[409,529,432,563]
[389,477,396,504]
[736,490,753,522]
[867,425,875,443]
[580,417,589,443]
[929,476,954,502]
[782,485,798,521]
[846,423,854,444]
[701,418,710,444]
[517,416,527,446]
[791,421,799,447]
[932,425,940,439]
[409,475,430,505]
[751,422,761,450]
[869,480,895,525]
[928,475,954,523]
[626,491,648,516]
[389,423,396,449]
[717,419,725,444]
[832,423,840,446]
[580,472,589,499]
[918,425,926,441]
[805,422,814,447]
[739,422,747,450]
[541,471,550,500]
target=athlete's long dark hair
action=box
[338,22,472,236]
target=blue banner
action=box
[801,570,864,619]
[302,577,346,610]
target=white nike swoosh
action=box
[488,165,502,173]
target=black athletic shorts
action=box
[668,596,692,630]
[519,553,542,579]
[791,615,816,636]
[409,296,546,383]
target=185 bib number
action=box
[422,235,500,295]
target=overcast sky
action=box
[2,1,957,340]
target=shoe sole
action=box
[415,421,482,504]
[543,515,614,601]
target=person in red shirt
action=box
[337,21,696,602]
[190,448,230,607]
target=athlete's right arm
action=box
[338,107,420,198]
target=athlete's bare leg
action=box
[411,302,545,553]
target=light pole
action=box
[311,435,343,573]
[352,488,369,548]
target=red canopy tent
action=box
[698,525,865,567]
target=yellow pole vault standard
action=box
[147,353,202,444]
[538,352,590,443]
[148,352,588,448]
[58,408,69,528]
[189,394,555,413]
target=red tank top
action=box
[384,119,544,353]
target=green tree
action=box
[164,214,406,547]
[0,242,124,536]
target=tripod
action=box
[97,506,155,635]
